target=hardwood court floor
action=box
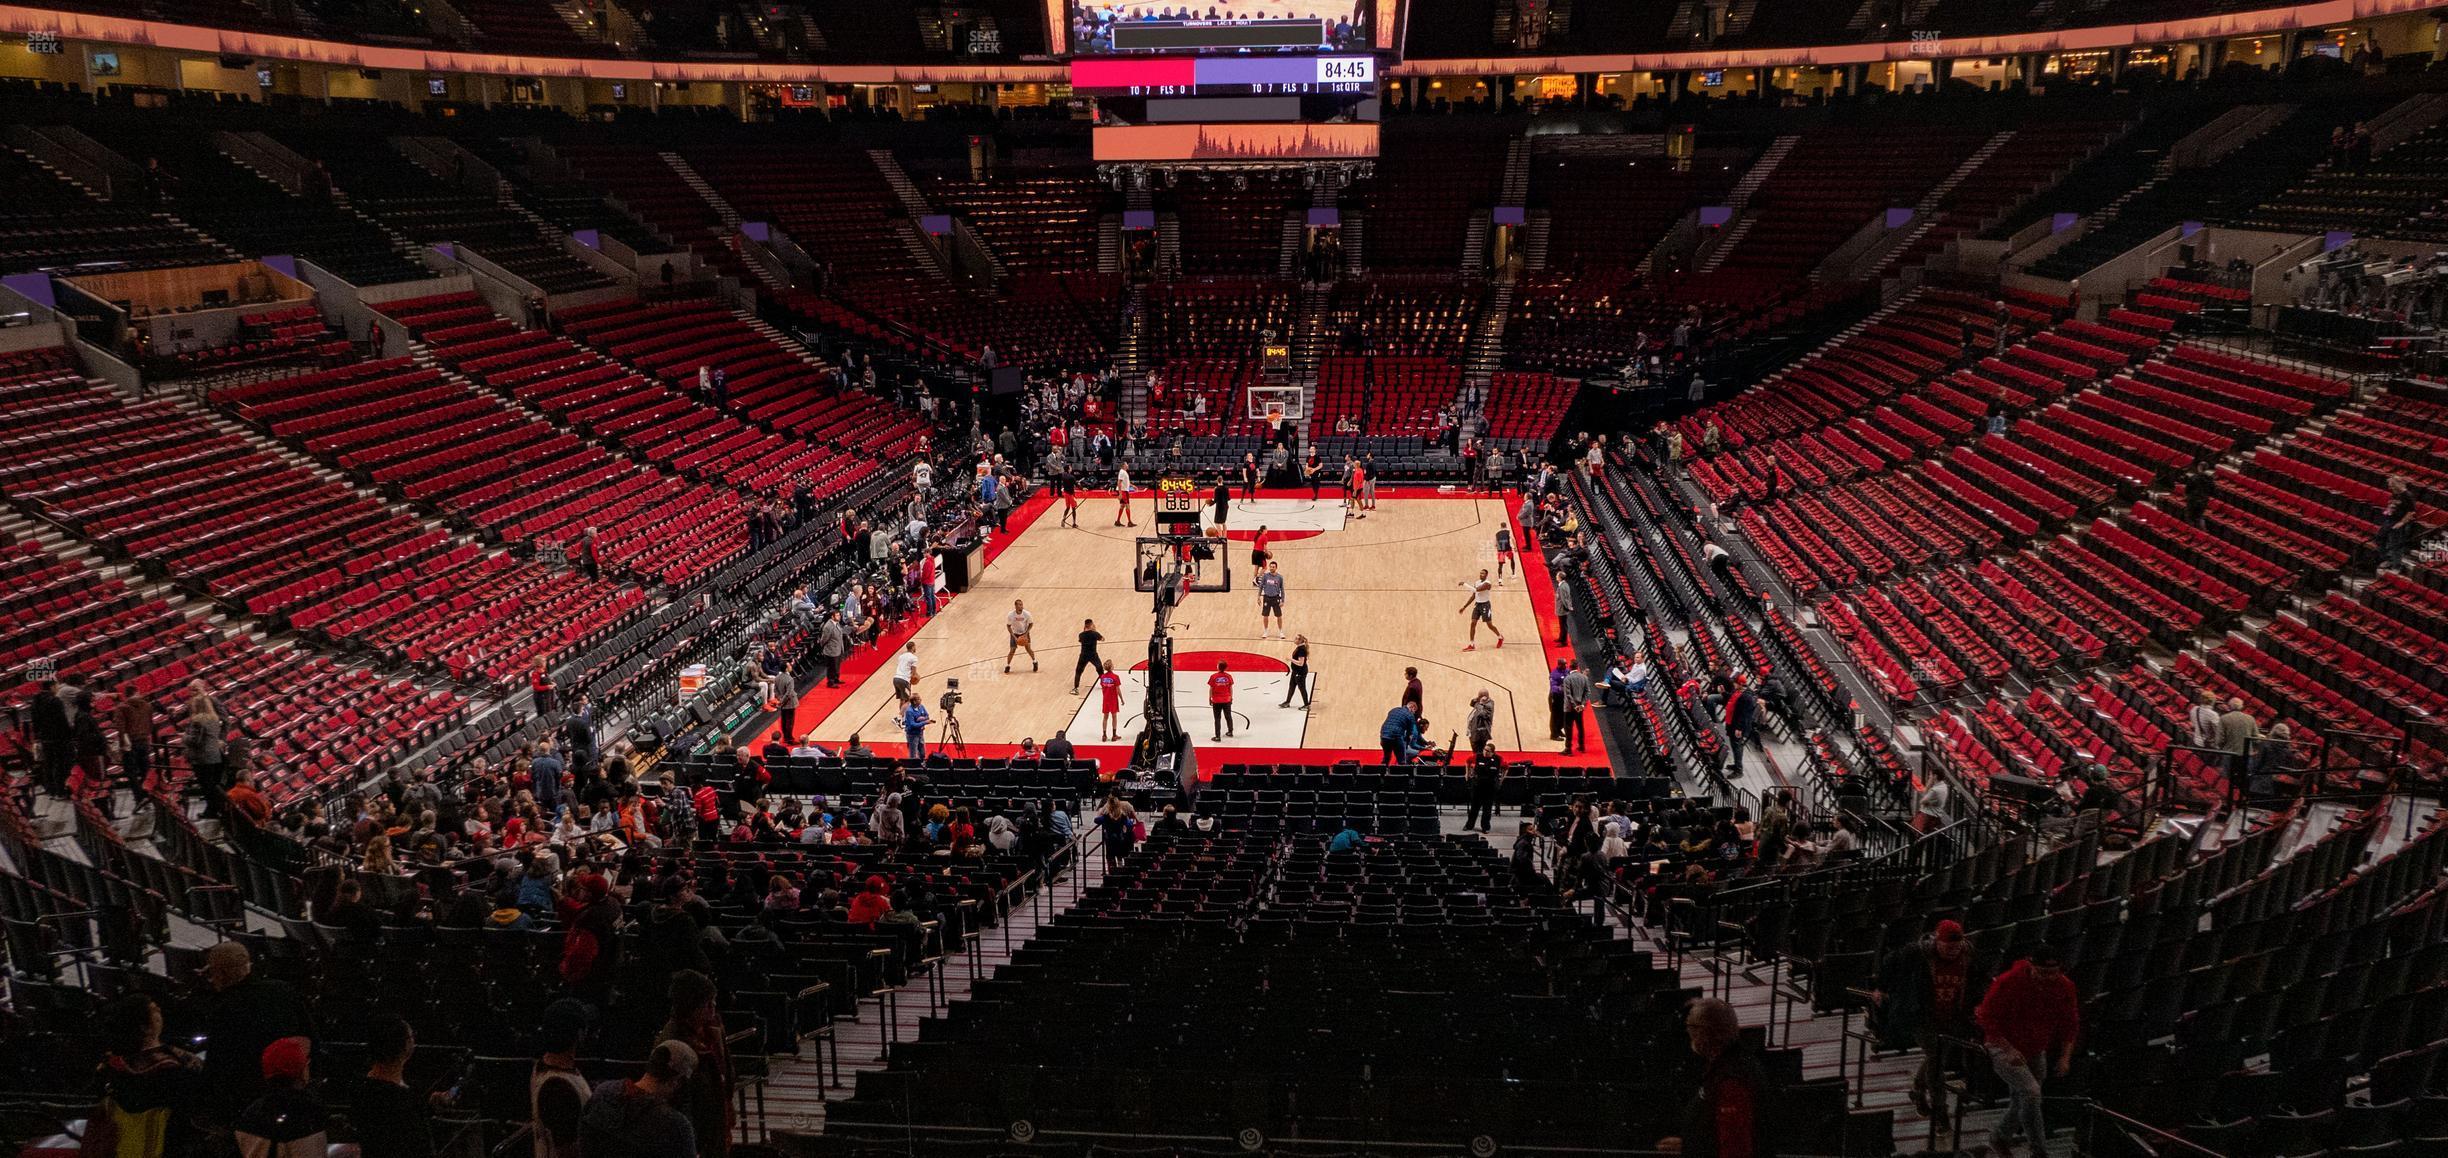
[807,494,1565,754]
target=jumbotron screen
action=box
[1091,122,1379,161]
[1067,0,1372,55]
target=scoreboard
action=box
[1070,54,1377,96]
[1066,1,1375,55]
[1155,475,1203,531]
[1068,2,1385,166]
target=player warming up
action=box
[1494,524,1515,584]
[1073,618,1104,693]
[1005,599,1038,673]
[1458,569,1505,652]
[1257,560,1286,639]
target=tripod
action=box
[935,709,967,756]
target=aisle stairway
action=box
[1696,134,1800,274]
[760,834,1115,1135]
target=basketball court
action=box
[767,487,1608,772]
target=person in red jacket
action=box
[1206,662,1234,742]
[1976,946,2080,1158]
[690,777,721,845]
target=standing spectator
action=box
[655,971,733,1158]
[565,699,599,793]
[1466,689,1495,754]
[561,875,622,1007]
[111,680,157,802]
[1913,776,1952,835]
[2377,476,2418,566]
[1553,578,1576,646]
[532,739,567,820]
[689,775,721,845]
[2248,721,2300,802]
[578,1040,700,1158]
[1755,791,1792,869]
[1560,662,1593,755]
[1659,998,1760,1158]
[531,658,558,715]
[2217,698,2260,806]
[900,695,932,761]
[874,776,909,845]
[1464,741,1502,832]
[1975,947,2081,1158]
[1207,661,1235,742]
[1095,796,1138,866]
[29,675,79,798]
[90,995,202,1158]
[531,1000,593,1158]
[768,663,798,747]
[1874,920,1993,1120]
[234,1037,327,1158]
[184,683,229,818]
[1722,677,1759,774]
[2186,690,2221,752]
[57,672,107,799]
[1546,660,1570,742]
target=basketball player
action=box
[1097,662,1125,741]
[1457,569,1505,651]
[1114,465,1135,527]
[892,641,919,702]
[1250,525,1271,570]
[1345,455,1367,520]
[1005,599,1038,673]
[1494,523,1516,584]
[1073,618,1104,693]
[1256,560,1286,639]
[1060,486,1080,528]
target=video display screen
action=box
[1070,53,1374,95]
[1091,122,1379,162]
[1068,1,1371,54]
